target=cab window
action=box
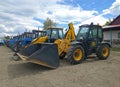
[58,30,63,39]
[51,29,58,39]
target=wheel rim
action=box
[73,49,83,61]
[102,47,109,57]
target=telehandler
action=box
[65,23,111,64]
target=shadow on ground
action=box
[7,62,52,79]
[7,55,100,79]
[84,56,99,63]
[60,55,100,67]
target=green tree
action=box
[103,19,112,26]
[43,18,56,30]
[4,36,10,40]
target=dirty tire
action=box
[97,45,110,60]
[12,53,21,61]
[60,52,66,59]
[65,45,85,64]
[13,46,19,52]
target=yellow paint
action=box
[73,49,83,61]
[102,47,109,57]
[32,36,48,44]
[54,22,76,57]
[29,59,56,68]
[91,41,96,47]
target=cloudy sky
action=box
[0,0,120,37]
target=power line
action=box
[81,5,120,23]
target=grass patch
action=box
[111,47,120,52]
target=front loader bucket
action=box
[16,43,60,68]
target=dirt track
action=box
[0,46,120,87]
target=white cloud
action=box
[80,15,108,26]
[73,0,120,34]
[0,32,17,37]
[73,15,108,35]
[0,0,117,37]
[103,0,120,16]
[0,24,14,32]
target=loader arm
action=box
[55,22,76,56]
[65,22,76,41]
[32,36,48,44]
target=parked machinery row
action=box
[13,23,111,68]
[5,30,46,52]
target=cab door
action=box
[87,26,102,50]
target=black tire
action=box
[60,52,66,59]
[12,53,21,61]
[13,46,19,52]
[96,45,110,60]
[65,45,85,64]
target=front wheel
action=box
[13,46,19,52]
[65,45,85,64]
[12,53,21,61]
[96,45,110,60]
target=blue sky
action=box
[61,0,114,11]
[0,0,120,37]
[55,0,117,27]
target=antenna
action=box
[90,22,93,25]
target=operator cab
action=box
[77,24,103,41]
[76,23,103,53]
[46,27,64,42]
[32,30,46,39]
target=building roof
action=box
[103,14,120,31]
[103,24,120,28]
[109,14,120,25]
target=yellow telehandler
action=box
[65,23,111,64]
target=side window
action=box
[58,30,63,39]
[98,28,102,38]
[38,32,41,37]
[118,32,120,38]
[89,30,92,39]
[33,34,35,38]
[88,27,97,39]
[46,29,51,37]
[92,27,97,38]
[26,34,29,38]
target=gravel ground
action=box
[0,46,120,87]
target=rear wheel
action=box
[97,45,110,60]
[65,45,85,64]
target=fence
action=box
[112,39,120,48]
[104,39,120,48]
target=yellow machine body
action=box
[14,22,76,68]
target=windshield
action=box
[41,31,46,36]
[51,29,58,39]
[46,28,63,39]
[77,26,89,40]
[46,28,58,39]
